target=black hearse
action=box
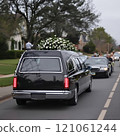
[12,50,92,105]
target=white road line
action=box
[116,78,119,83]
[108,92,114,98]
[98,110,107,120]
[104,99,111,108]
[97,73,120,120]
[112,82,118,92]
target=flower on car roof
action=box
[39,35,77,51]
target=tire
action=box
[69,87,78,105]
[106,71,110,78]
[86,80,92,92]
[109,71,111,76]
[16,99,26,105]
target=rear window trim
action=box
[18,57,63,73]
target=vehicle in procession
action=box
[85,57,112,78]
[12,50,92,105]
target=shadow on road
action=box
[14,92,89,110]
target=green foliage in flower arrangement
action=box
[38,35,77,51]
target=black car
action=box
[85,57,111,78]
[79,55,88,63]
[12,50,92,105]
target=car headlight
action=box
[100,67,108,71]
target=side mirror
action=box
[85,65,92,70]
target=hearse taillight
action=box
[13,77,17,89]
[64,77,69,89]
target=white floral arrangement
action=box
[38,35,77,51]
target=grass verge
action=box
[0,65,16,75]
[0,59,19,75]
[0,77,13,87]
[0,59,19,65]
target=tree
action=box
[0,33,8,59]
[0,14,21,39]
[1,0,99,47]
[0,0,21,39]
[83,40,96,54]
[42,0,100,42]
[3,0,53,46]
[90,27,116,53]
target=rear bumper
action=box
[12,90,74,100]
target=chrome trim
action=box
[18,57,63,74]
[13,90,67,93]
[12,90,74,100]
[15,51,26,74]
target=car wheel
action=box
[69,87,78,105]
[86,80,92,92]
[109,71,111,76]
[106,71,110,78]
[16,99,26,105]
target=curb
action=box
[0,94,12,101]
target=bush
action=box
[6,50,16,59]
[16,50,24,58]
[7,50,24,59]
[0,50,24,59]
[83,40,96,54]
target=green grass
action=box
[0,59,19,65]
[0,77,13,87]
[0,59,19,75]
[0,65,16,75]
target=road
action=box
[0,61,120,120]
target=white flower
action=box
[39,35,77,51]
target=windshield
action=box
[114,53,120,57]
[85,58,108,65]
[79,55,88,62]
[19,57,62,73]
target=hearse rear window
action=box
[19,57,62,73]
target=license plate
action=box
[31,93,46,100]
[91,72,96,75]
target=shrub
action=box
[7,50,24,59]
[83,40,96,54]
[16,50,24,58]
[6,50,17,59]
[0,50,24,59]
